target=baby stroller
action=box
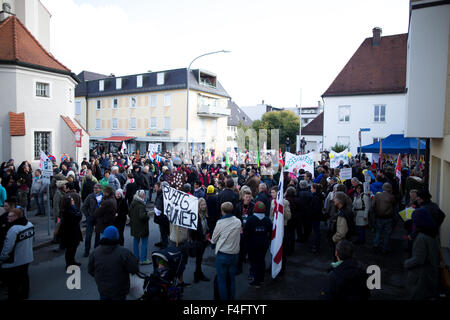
[137,246,184,300]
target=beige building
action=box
[404,0,450,250]
[75,69,231,155]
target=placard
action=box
[340,167,352,181]
[330,149,349,168]
[162,183,198,230]
[284,152,314,177]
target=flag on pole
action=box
[256,150,260,167]
[395,154,402,185]
[120,141,126,154]
[279,149,284,167]
[378,139,383,171]
[225,152,230,167]
[270,172,284,279]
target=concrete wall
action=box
[323,93,406,154]
[405,3,450,138]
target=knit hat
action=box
[254,201,266,213]
[207,185,215,194]
[102,226,119,240]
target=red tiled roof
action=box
[9,112,25,136]
[302,112,323,136]
[323,34,407,97]
[74,118,90,136]
[61,115,78,133]
[0,16,70,72]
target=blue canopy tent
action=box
[357,134,426,154]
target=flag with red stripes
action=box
[395,154,402,185]
[279,149,284,167]
[270,171,284,278]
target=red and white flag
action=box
[270,171,284,278]
[278,149,284,167]
[395,154,402,184]
[120,141,126,154]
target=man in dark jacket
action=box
[255,183,271,217]
[206,186,220,234]
[81,172,96,202]
[153,182,169,248]
[88,226,139,300]
[321,240,369,300]
[217,178,239,217]
[93,186,117,248]
[244,201,272,288]
[193,180,206,199]
[139,166,153,205]
[297,180,313,243]
[81,183,102,257]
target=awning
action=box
[98,136,135,142]
[357,134,426,154]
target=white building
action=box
[404,0,450,249]
[226,100,253,152]
[301,112,323,152]
[0,0,51,51]
[0,12,89,167]
[322,28,407,155]
[240,101,283,121]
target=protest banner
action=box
[162,183,198,230]
[284,152,314,177]
[148,143,159,154]
[340,167,352,181]
[330,149,349,168]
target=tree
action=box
[331,142,349,153]
[251,110,299,152]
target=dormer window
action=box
[157,72,165,85]
[99,80,104,91]
[199,71,217,88]
[116,78,122,90]
[137,75,143,88]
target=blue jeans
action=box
[373,218,393,251]
[133,236,149,262]
[216,252,238,300]
[84,215,94,254]
[33,193,45,214]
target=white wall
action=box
[405,4,450,138]
[0,66,17,161]
[323,93,406,154]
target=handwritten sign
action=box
[162,183,198,230]
[340,167,352,181]
[330,149,349,168]
[285,152,314,177]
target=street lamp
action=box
[185,50,231,160]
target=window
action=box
[130,118,137,129]
[163,117,171,130]
[137,75,143,88]
[374,105,386,122]
[112,118,118,130]
[150,117,157,129]
[36,82,50,97]
[99,80,104,91]
[130,96,137,108]
[96,100,101,110]
[116,78,122,90]
[338,106,350,123]
[34,132,51,160]
[163,94,171,106]
[112,98,118,109]
[150,94,157,107]
[95,119,101,130]
[75,101,81,115]
[157,72,165,85]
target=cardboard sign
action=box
[75,129,82,148]
[40,151,53,183]
[284,152,314,177]
[162,183,198,230]
[340,167,352,181]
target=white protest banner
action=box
[330,149,349,168]
[162,183,198,230]
[284,152,314,177]
[40,151,53,183]
[148,143,159,154]
[340,167,352,181]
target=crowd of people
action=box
[0,149,446,300]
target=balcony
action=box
[197,105,231,118]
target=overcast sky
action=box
[41,0,409,108]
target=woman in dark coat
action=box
[93,186,117,247]
[189,198,210,283]
[125,173,138,206]
[114,188,129,246]
[59,194,83,269]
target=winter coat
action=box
[193,187,206,199]
[81,179,96,202]
[370,181,384,195]
[31,176,47,194]
[244,213,272,251]
[0,217,34,269]
[353,193,371,226]
[217,188,239,217]
[235,199,255,224]
[371,191,396,219]
[404,232,440,300]
[93,195,117,234]
[53,189,64,219]
[125,181,138,205]
[128,195,149,238]
[297,189,313,219]
[138,172,152,191]
[321,258,370,300]
[60,204,83,248]
[332,206,354,243]
[81,192,101,218]
[88,238,139,299]
[206,194,220,233]
[114,197,129,230]
[108,174,121,192]
[311,191,325,222]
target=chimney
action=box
[0,2,13,22]
[372,27,382,46]
[262,100,265,105]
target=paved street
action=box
[1,201,410,300]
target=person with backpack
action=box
[371,182,396,254]
[352,183,370,245]
[331,192,355,261]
